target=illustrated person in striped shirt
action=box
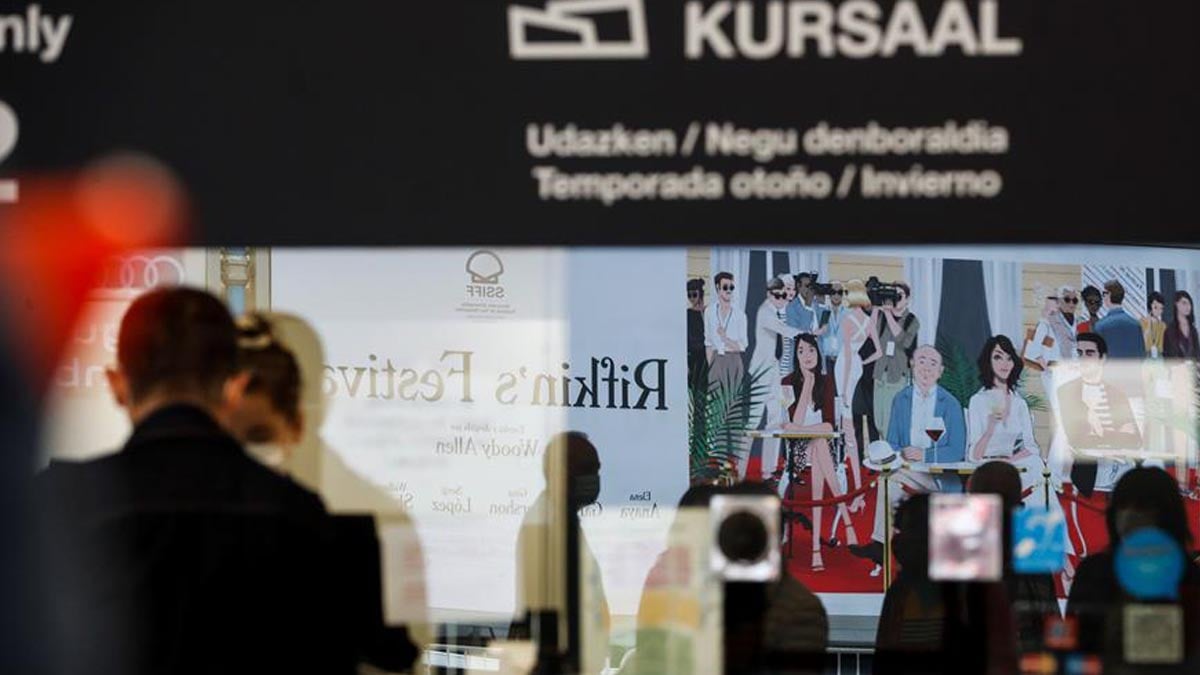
[1058,332,1142,497]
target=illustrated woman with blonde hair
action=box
[837,279,881,513]
[783,334,860,571]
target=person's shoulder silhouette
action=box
[33,288,353,675]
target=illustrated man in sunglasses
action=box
[1077,285,1103,334]
[748,276,804,479]
[1031,286,1081,410]
[704,272,748,388]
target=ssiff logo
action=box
[508,0,648,60]
[466,250,505,299]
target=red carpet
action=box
[743,451,1200,598]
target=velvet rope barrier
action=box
[781,477,878,508]
[1061,489,1106,513]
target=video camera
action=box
[866,276,902,306]
[796,271,837,297]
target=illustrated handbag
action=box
[1021,326,1046,372]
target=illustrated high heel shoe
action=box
[843,524,860,549]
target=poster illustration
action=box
[687,245,1200,608]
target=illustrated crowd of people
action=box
[688,270,1200,587]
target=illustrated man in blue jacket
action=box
[1093,279,1146,359]
[849,345,966,574]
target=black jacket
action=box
[1067,551,1200,672]
[33,405,355,675]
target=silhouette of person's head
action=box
[968,461,1023,513]
[235,312,329,488]
[543,431,601,510]
[1107,467,1192,547]
[106,287,247,425]
[230,313,303,468]
[968,461,1023,574]
[893,494,932,577]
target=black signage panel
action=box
[2,1,1197,244]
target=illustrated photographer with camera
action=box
[869,278,920,438]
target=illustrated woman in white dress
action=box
[837,279,882,512]
[966,334,1079,583]
[967,335,1045,491]
[782,334,861,571]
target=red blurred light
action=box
[0,155,187,387]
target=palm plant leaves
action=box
[935,340,978,409]
[1016,370,1047,413]
[688,359,773,484]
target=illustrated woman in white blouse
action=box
[967,335,1044,503]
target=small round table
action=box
[749,429,844,560]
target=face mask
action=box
[571,474,601,508]
[245,443,288,471]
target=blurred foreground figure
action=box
[1067,467,1200,671]
[874,493,1019,675]
[512,431,609,673]
[231,312,419,670]
[968,461,1059,656]
[33,288,355,675]
[632,483,828,675]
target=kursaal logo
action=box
[508,0,649,60]
[508,1,1022,61]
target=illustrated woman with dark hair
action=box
[1162,290,1199,492]
[966,336,1045,503]
[1164,290,1199,358]
[968,337,1082,626]
[782,334,861,571]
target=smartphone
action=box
[929,493,1003,582]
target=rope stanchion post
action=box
[863,414,895,590]
[1043,461,1051,510]
[883,467,892,590]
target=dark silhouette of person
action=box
[1067,467,1200,670]
[633,483,828,675]
[32,288,360,675]
[231,313,418,671]
[687,278,707,388]
[511,431,608,674]
[968,461,1059,656]
[874,493,1019,675]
